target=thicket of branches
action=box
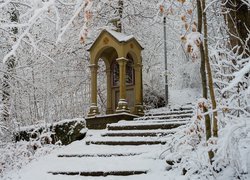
[159,0,249,178]
[0,0,249,178]
[0,0,193,141]
[0,1,93,142]
[0,0,249,168]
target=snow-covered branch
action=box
[2,0,56,63]
[241,0,250,6]
[222,58,250,93]
[57,0,88,43]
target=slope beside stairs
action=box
[20,105,194,180]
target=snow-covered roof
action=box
[88,29,143,51]
[105,29,134,42]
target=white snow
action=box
[85,136,166,142]
[105,29,134,42]
[108,121,189,127]
[1,113,250,180]
[3,129,170,180]
[184,32,203,59]
[1,103,250,180]
[222,58,250,93]
[100,129,177,135]
[118,118,191,124]
[169,88,200,107]
[17,118,86,132]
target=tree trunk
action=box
[117,0,123,32]
[111,0,123,32]
[197,11,208,98]
[201,0,218,138]
[2,7,18,123]
[197,0,212,141]
[223,0,250,56]
[2,57,16,122]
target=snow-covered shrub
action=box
[15,118,87,145]
[162,96,250,179]
[0,119,87,177]
[53,118,87,145]
[211,51,250,179]
[208,24,250,179]
[143,87,166,109]
[212,116,250,178]
[162,100,212,176]
[0,141,59,178]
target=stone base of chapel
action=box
[85,113,139,129]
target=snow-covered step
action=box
[85,136,167,145]
[136,114,193,121]
[48,170,147,176]
[146,106,193,114]
[107,121,188,130]
[57,152,142,158]
[46,156,165,173]
[101,129,176,137]
[86,140,166,146]
[57,143,165,156]
[32,173,169,180]
[144,109,193,117]
[115,118,191,125]
[4,105,195,180]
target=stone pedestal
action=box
[134,104,144,116]
[116,99,130,113]
[88,105,100,117]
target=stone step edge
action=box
[48,170,148,176]
[137,114,193,120]
[112,119,191,125]
[144,110,194,117]
[57,153,142,158]
[108,121,189,127]
[101,131,174,137]
[86,140,166,146]
[107,122,187,130]
[145,107,193,114]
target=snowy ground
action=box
[1,89,250,180]
[146,88,199,114]
[2,130,185,180]
[3,125,249,180]
[4,128,249,180]
[168,88,200,107]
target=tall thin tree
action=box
[2,5,18,123]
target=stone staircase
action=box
[45,105,194,179]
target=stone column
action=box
[134,63,144,115]
[116,57,130,113]
[106,68,113,114]
[88,64,100,117]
